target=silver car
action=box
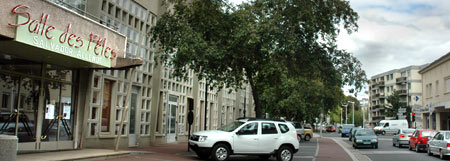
[427,131,450,159]
[392,129,415,148]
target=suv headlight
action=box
[371,139,378,142]
[356,139,363,143]
[199,136,208,142]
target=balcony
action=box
[377,81,385,87]
[396,77,407,84]
[398,90,408,95]
[375,93,386,99]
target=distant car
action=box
[341,124,355,137]
[409,129,437,152]
[326,126,336,132]
[349,127,362,141]
[427,131,450,159]
[392,129,415,148]
[352,128,378,149]
[289,121,313,141]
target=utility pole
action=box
[345,104,348,124]
[204,81,208,131]
[350,102,355,125]
[243,86,247,118]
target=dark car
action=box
[409,129,437,152]
[353,128,378,149]
[349,127,362,141]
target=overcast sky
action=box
[229,0,450,99]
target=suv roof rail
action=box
[236,117,286,122]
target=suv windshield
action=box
[218,122,245,132]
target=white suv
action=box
[188,118,300,161]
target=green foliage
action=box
[387,90,411,125]
[151,0,367,118]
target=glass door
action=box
[128,86,139,147]
[167,95,178,143]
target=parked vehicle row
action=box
[389,128,450,160]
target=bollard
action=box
[0,135,18,161]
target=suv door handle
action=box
[254,138,259,140]
[274,138,278,139]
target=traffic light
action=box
[412,112,415,122]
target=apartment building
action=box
[419,52,450,130]
[0,0,254,152]
[369,65,426,125]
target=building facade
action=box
[0,0,255,152]
[419,53,450,130]
[369,65,426,125]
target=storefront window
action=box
[101,79,113,132]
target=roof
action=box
[419,51,450,74]
[236,117,286,122]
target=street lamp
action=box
[349,101,355,125]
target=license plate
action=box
[364,142,371,144]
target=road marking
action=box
[360,151,415,155]
[313,138,319,161]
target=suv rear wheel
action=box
[277,146,293,161]
[211,143,230,161]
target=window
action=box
[436,80,440,96]
[278,124,289,133]
[238,123,258,135]
[262,123,278,134]
[446,77,450,93]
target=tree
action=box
[151,0,366,118]
[387,90,411,126]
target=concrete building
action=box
[419,52,450,130]
[0,0,255,152]
[369,65,427,125]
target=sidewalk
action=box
[15,138,356,161]
[17,149,134,161]
[316,137,353,161]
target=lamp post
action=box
[349,101,355,125]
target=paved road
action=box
[320,132,445,161]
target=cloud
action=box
[338,0,450,79]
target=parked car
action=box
[341,124,355,137]
[409,129,437,152]
[326,126,336,132]
[289,121,313,141]
[189,118,300,161]
[392,128,415,148]
[349,127,362,141]
[427,131,450,159]
[352,128,378,149]
[374,120,408,135]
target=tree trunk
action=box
[248,75,263,118]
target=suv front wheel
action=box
[277,146,293,161]
[211,143,230,161]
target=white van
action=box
[373,120,408,135]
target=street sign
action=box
[397,112,404,116]
[399,108,407,113]
[415,96,419,102]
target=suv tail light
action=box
[400,134,405,138]
[447,143,450,148]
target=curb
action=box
[331,138,372,161]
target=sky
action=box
[228,0,450,99]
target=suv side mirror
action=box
[236,130,243,135]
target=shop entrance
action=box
[129,86,140,147]
[167,95,178,143]
[0,54,77,151]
